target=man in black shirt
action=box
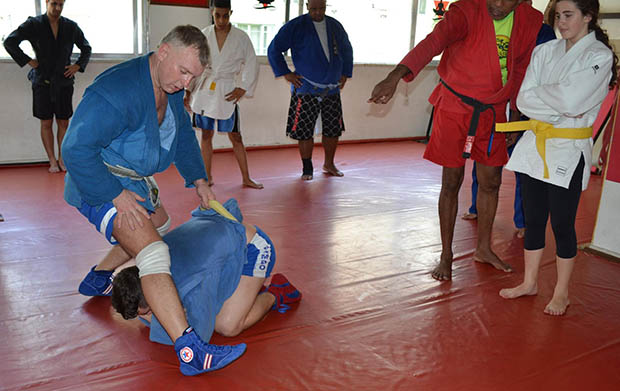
[4,0,91,173]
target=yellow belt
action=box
[495,119,592,178]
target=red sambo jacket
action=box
[400,0,542,123]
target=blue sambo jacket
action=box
[146,199,247,345]
[268,14,353,94]
[62,54,206,210]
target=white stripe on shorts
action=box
[99,206,118,241]
[250,232,272,278]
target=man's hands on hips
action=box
[64,64,80,78]
[194,178,216,209]
[339,75,348,90]
[28,59,39,69]
[113,189,150,231]
[284,72,303,89]
[225,88,246,104]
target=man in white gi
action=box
[186,0,262,189]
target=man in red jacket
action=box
[369,0,542,281]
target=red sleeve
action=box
[399,6,469,82]
[510,39,536,112]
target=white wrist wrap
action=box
[136,241,171,278]
[156,216,172,237]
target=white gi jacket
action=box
[190,25,259,119]
[506,31,613,190]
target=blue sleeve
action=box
[536,23,556,46]
[172,98,208,187]
[3,17,36,67]
[61,91,125,205]
[339,23,353,78]
[267,21,295,77]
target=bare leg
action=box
[40,119,59,172]
[113,208,187,341]
[431,166,464,281]
[215,275,274,337]
[544,255,574,316]
[299,139,314,180]
[200,129,215,186]
[56,118,69,171]
[322,136,343,176]
[473,163,512,272]
[228,132,263,189]
[499,248,542,298]
[95,206,170,272]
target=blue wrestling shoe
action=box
[267,273,302,313]
[78,265,114,296]
[175,329,246,376]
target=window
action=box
[414,0,452,61]
[327,0,414,64]
[0,1,38,58]
[235,23,275,55]
[231,0,296,56]
[1,0,146,59]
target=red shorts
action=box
[423,108,508,167]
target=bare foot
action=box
[301,174,313,181]
[516,228,525,239]
[323,165,344,177]
[461,212,477,220]
[243,179,264,189]
[58,160,66,172]
[473,249,513,272]
[208,179,214,187]
[499,282,537,299]
[431,258,453,281]
[48,164,60,173]
[544,295,570,316]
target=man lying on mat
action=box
[82,199,301,372]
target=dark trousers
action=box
[520,156,585,258]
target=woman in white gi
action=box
[499,0,617,315]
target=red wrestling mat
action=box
[1,141,619,390]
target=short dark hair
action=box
[111,266,147,320]
[160,25,209,66]
[211,0,231,8]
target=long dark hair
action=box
[556,0,618,88]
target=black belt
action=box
[440,80,496,158]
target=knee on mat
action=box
[215,317,244,337]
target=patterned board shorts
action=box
[286,92,345,140]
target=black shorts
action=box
[286,92,344,141]
[32,83,74,120]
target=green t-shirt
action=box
[493,11,514,85]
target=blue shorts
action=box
[243,226,275,278]
[77,201,118,245]
[192,105,239,133]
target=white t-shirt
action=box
[313,19,330,61]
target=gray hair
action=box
[160,25,209,66]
